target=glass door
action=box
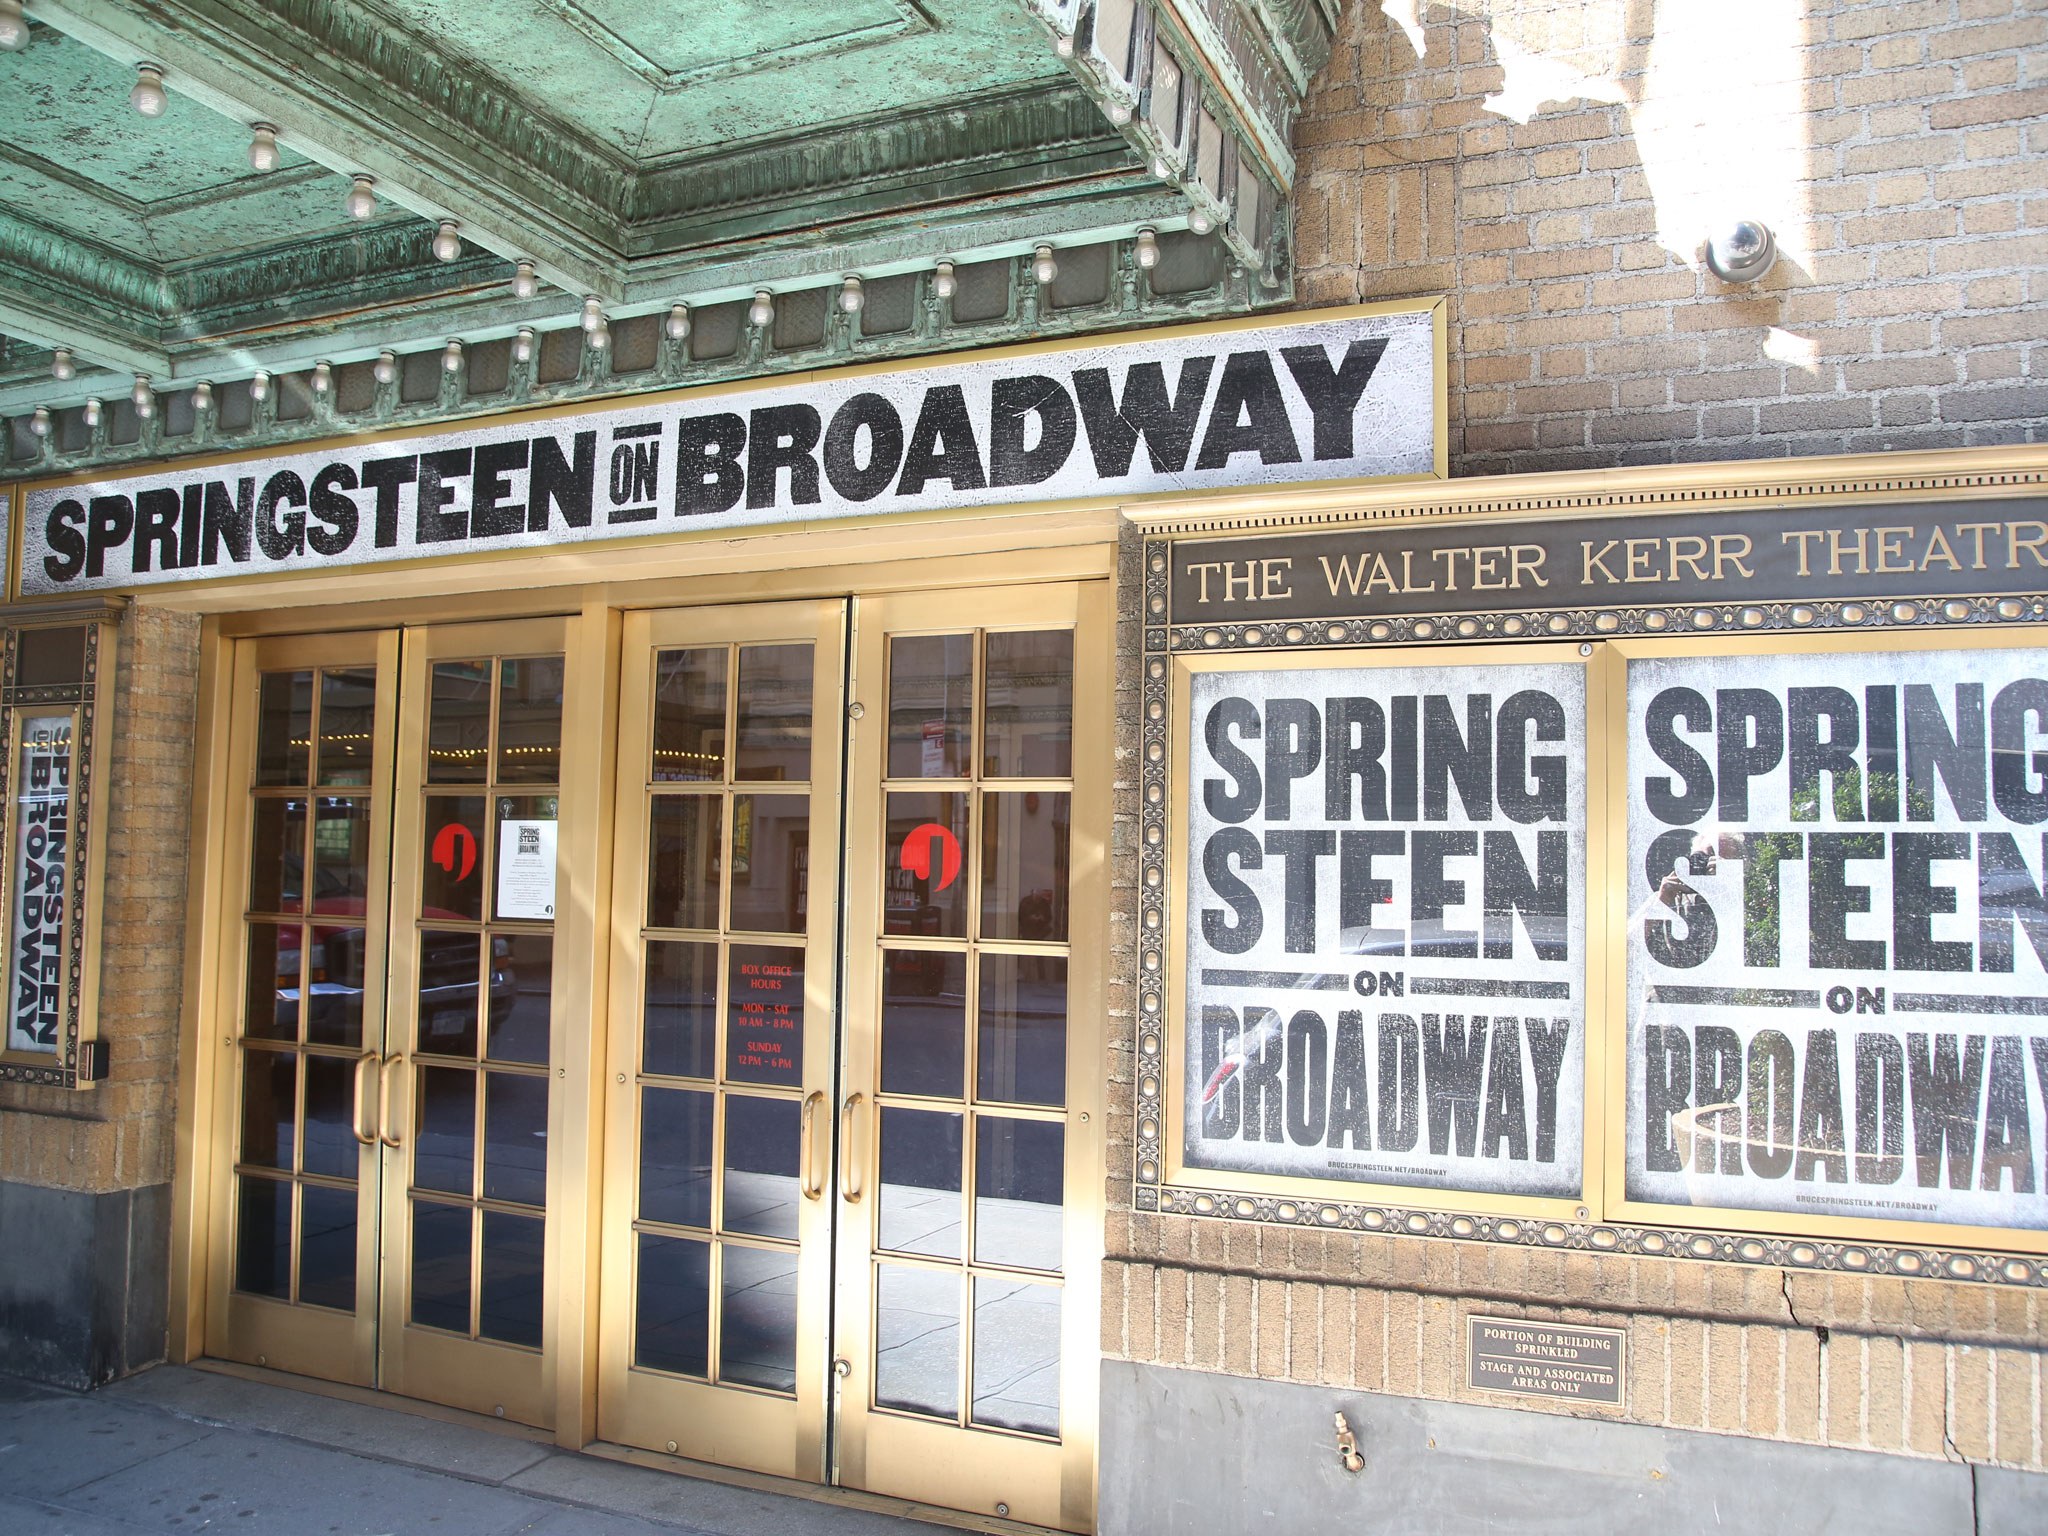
[834,583,1106,1533]
[379,619,571,1426]
[206,633,397,1386]
[597,600,846,1478]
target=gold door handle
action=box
[839,1092,865,1203]
[378,1053,406,1149]
[352,1053,378,1146]
[799,1090,827,1200]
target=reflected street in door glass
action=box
[313,797,371,905]
[720,1244,799,1392]
[874,1264,959,1420]
[887,635,972,779]
[735,645,813,783]
[317,669,378,786]
[727,796,808,934]
[884,793,969,940]
[298,1184,358,1312]
[245,923,297,1042]
[980,792,1069,942]
[305,926,369,1049]
[971,1277,1060,1436]
[652,649,727,782]
[414,931,482,1057]
[721,1094,800,1241]
[880,950,965,1099]
[479,1209,545,1347]
[639,1086,714,1229]
[427,661,491,784]
[483,1071,548,1207]
[487,933,552,1065]
[256,671,312,787]
[725,944,803,1087]
[644,940,717,1079]
[976,954,1066,1107]
[647,796,723,930]
[234,1176,292,1299]
[635,1232,710,1377]
[421,795,487,920]
[982,631,1072,778]
[410,1199,472,1333]
[878,1107,962,1259]
[414,1065,476,1196]
[973,1118,1063,1272]
[300,1053,358,1179]
[247,797,305,915]
[495,657,564,784]
[239,1049,295,1169]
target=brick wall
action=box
[1104,0,2048,1476]
[0,605,201,1194]
[1292,0,2047,474]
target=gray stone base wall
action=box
[0,1180,169,1389]
[1100,1358,2048,1535]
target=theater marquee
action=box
[1140,471,2048,1274]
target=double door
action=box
[201,585,1103,1530]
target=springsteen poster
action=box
[8,714,72,1057]
[1628,646,2048,1230]
[1183,657,1587,1199]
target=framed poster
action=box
[1165,644,1602,1217]
[1614,631,2048,1248]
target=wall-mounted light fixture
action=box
[1705,220,1778,284]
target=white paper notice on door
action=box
[497,818,558,920]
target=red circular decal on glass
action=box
[431,822,477,881]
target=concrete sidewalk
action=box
[0,1365,983,1535]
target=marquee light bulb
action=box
[441,338,463,372]
[311,360,332,393]
[1054,33,1074,58]
[51,347,75,381]
[28,406,49,437]
[588,320,609,350]
[345,175,376,220]
[1032,244,1058,285]
[248,123,279,172]
[1135,227,1160,269]
[82,397,102,428]
[373,349,397,385]
[249,369,270,403]
[191,380,212,412]
[664,304,690,341]
[512,327,535,363]
[933,261,957,300]
[1108,100,1132,126]
[511,260,538,299]
[131,373,153,416]
[130,63,167,117]
[0,1,27,53]
[1152,156,1173,180]
[1188,207,1213,235]
[431,220,462,262]
[748,290,775,329]
[839,275,864,314]
[580,295,605,333]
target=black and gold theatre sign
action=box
[1156,495,2048,1264]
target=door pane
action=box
[496,657,564,783]
[640,1086,714,1228]
[421,795,488,919]
[245,923,297,1041]
[726,944,803,1087]
[248,797,305,915]
[484,1072,549,1206]
[735,645,813,782]
[648,795,722,930]
[881,952,965,1098]
[317,669,378,786]
[313,797,371,907]
[971,1278,1060,1435]
[653,649,727,782]
[306,926,369,1048]
[427,661,492,784]
[980,791,1069,941]
[721,1245,799,1391]
[416,932,482,1056]
[728,796,807,933]
[644,940,717,1078]
[636,1233,710,1376]
[240,1049,296,1169]
[887,635,972,778]
[977,955,1065,1107]
[415,1065,476,1196]
[875,1264,959,1419]
[298,1185,359,1312]
[982,631,1072,778]
[721,1095,800,1240]
[489,933,553,1065]
[235,1176,292,1298]
[300,1054,358,1179]
[884,792,969,939]
[480,1210,546,1347]
[411,1200,473,1332]
[256,671,313,786]
[879,1108,963,1258]
[972,1118,1063,1272]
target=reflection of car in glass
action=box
[274,893,515,1037]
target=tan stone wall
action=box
[1103,0,2048,1471]
[0,605,201,1193]
[1292,0,2047,474]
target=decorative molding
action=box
[542,0,935,90]
[0,212,171,325]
